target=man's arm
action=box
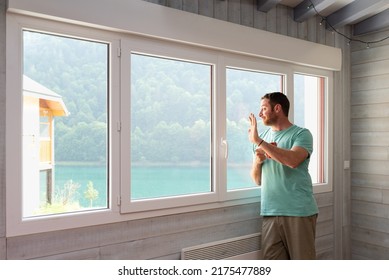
[250,148,266,185]
[259,142,308,169]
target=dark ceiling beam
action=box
[326,0,389,29]
[256,0,283,12]
[353,8,389,36]
[294,0,337,22]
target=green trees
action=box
[24,31,108,164]
[130,54,211,164]
[24,31,277,165]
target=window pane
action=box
[23,31,109,217]
[40,114,50,138]
[226,68,283,190]
[130,54,212,200]
[294,74,325,184]
[40,123,49,138]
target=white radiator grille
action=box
[181,233,261,260]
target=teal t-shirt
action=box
[259,125,319,217]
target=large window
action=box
[22,30,109,217]
[7,14,334,235]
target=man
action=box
[248,92,318,260]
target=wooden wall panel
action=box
[0,238,5,260]
[228,0,241,25]
[351,146,389,161]
[383,189,389,204]
[297,20,308,40]
[352,200,389,219]
[7,203,261,259]
[351,45,389,64]
[352,103,389,119]
[98,219,260,260]
[351,27,389,259]
[167,0,182,10]
[198,0,213,18]
[317,220,334,237]
[351,118,389,132]
[241,0,254,27]
[36,248,101,260]
[183,0,198,14]
[214,0,228,21]
[352,60,389,78]
[276,5,288,36]
[352,74,389,92]
[353,160,389,176]
[352,173,389,190]
[316,234,334,254]
[352,88,389,106]
[287,8,297,38]
[254,5,266,30]
[352,213,389,233]
[352,240,389,260]
[266,7,277,33]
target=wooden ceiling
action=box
[257,0,389,35]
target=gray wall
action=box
[351,28,389,259]
[0,0,352,259]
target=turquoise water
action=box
[54,164,255,208]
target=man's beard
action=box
[262,114,277,126]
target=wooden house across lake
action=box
[22,75,69,216]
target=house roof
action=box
[23,75,69,117]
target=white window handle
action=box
[221,138,228,159]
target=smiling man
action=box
[248,92,318,260]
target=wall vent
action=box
[181,233,261,260]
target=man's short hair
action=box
[262,92,290,117]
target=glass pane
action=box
[226,68,283,190]
[40,116,49,122]
[294,74,325,184]
[23,31,109,217]
[40,123,50,138]
[130,54,212,200]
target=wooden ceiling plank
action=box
[353,8,389,36]
[294,0,337,22]
[326,0,389,28]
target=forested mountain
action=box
[24,31,108,163]
[23,31,283,165]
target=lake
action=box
[54,164,255,208]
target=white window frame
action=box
[119,37,220,213]
[6,15,122,236]
[221,54,287,200]
[291,66,334,193]
[6,12,334,236]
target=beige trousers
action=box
[261,215,318,260]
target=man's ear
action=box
[274,104,281,113]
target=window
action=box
[39,110,51,165]
[294,74,328,186]
[226,68,284,190]
[118,39,219,213]
[7,13,334,236]
[130,53,212,200]
[22,30,109,217]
